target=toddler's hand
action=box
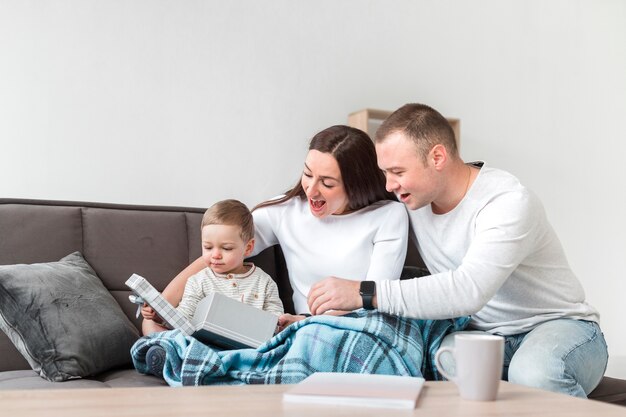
[277,313,306,332]
[140,303,164,325]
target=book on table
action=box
[283,372,425,409]
[125,273,277,350]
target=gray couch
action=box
[0,198,290,389]
[0,198,624,405]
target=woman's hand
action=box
[276,313,306,332]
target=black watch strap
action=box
[359,281,376,310]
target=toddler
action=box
[142,199,283,376]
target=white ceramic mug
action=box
[434,333,504,401]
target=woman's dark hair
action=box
[254,125,395,212]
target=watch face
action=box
[360,280,376,296]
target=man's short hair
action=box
[375,103,458,162]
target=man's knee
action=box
[507,320,605,397]
[507,353,560,392]
[508,352,589,398]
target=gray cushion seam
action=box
[185,213,191,264]
[80,207,85,257]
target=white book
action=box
[283,372,425,409]
[126,273,277,349]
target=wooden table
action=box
[1,381,624,417]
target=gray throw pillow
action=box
[0,252,140,382]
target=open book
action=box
[125,273,277,349]
[283,372,425,409]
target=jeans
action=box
[438,319,608,398]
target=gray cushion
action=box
[0,252,140,382]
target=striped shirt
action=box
[176,263,284,320]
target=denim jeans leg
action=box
[507,319,608,398]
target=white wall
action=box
[1,1,625,377]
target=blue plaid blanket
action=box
[131,310,468,386]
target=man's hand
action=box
[308,277,362,315]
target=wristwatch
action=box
[359,281,376,310]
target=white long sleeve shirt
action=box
[252,197,408,314]
[378,163,599,335]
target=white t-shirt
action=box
[252,197,408,314]
[377,163,599,335]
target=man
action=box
[307,103,607,397]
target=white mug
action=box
[434,333,504,401]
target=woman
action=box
[143,125,408,335]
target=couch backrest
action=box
[0,198,423,372]
[0,198,293,371]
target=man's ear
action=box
[244,238,255,257]
[430,144,448,170]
